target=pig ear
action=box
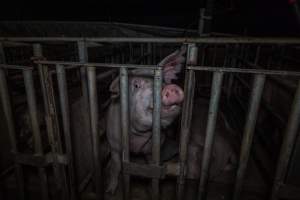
[158,45,187,84]
[109,77,120,99]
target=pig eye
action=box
[134,83,140,88]
[133,80,142,89]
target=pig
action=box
[106,46,187,193]
[186,98,237,180]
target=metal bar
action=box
[271,80,300,200]
[87,66,102,200]
[23,68,49,200]
[34,43,69,200]
[147,43,152,64]
[0,64,33,70]
[187,66,300,76]
[34,60,300,77]
[177,44,197,200]
[152,67,163,200]
[0,44,25,199]
[56,64,77,200]
[198,71,224,200]
[1,37,300,44]
[120,67,130,200]
[96,69,117,81]
[233,74,266,200]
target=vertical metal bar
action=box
[87,66,102,200]
[152,67,163,200]
[77,41,90,119]
[177,44,197,200]
[140,44,144,64]
[271,80,300,200]
[120,67,130,200]
[198,71,224,200]
[233,74,266,200]
[56,64,77,200]
[147,43,152,64]
[0,45,25,200]
[34,43,69,200]
[23,69,49,200]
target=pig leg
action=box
[106,150,122,193]
[106,102,122,194]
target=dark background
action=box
[0,0,300,36]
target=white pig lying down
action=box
[105,46,237,194]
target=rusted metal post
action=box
[87,66,102,200]
[177,44,197,200]
[23,68,49,200]
[56,64,77,200]
[152,67,163,200]
[120,67,130,200]
[34,43,69,200]
[198,71,224,200]
[0,43,25,200]
[233,74,266,200]
[271,80,300,200]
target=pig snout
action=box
[162,84,184,106]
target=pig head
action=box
[106,47,186,193]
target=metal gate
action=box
[0,37,300,200]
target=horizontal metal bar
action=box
[187,66,300,76]
[12,153,68,167]
[96,69,117,81]
[35,60,159,69]
[34,61,300,77]
[1,37,300,44]
[123,162,166,179]
[0,64,33,70]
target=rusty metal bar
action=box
[1,37,300,44]
[177,43,197,200]
[34,43,69,200]
[120,67,130,200]
[152,67,163,200]
[87,66,102,200]
[23,68,49,200]
[233,74,266,200]
[56,64,77,200]
[0,43,25,200]
[271,80,300,200]
[198,71,224,200]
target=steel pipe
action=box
[271,80,300,200]
[34,60,300,77]
[56,64,77,200]
[87,66,102,200]
[34,43,69,200]
[177,44,197,200]
[152,68,163,200]
[120,67,130,200]
[1,37,300,44]
[23,68,49,200]
[233,74,266,200]
[0,55,25,200]
[198,71,224,200]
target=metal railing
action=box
[0,37,300,200]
